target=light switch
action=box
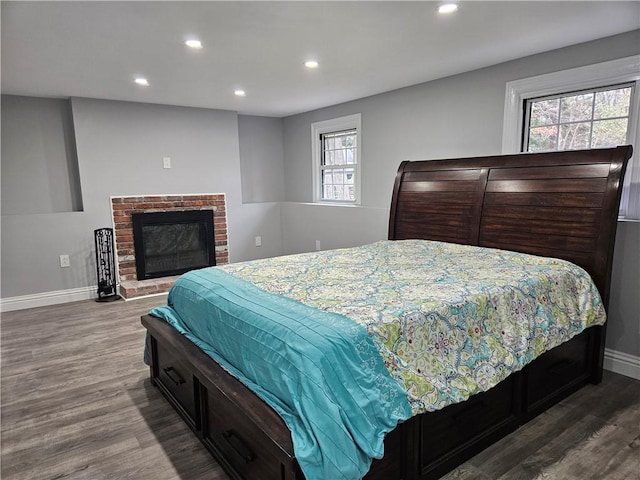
[59,255,70,268]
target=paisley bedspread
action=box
[218,240,606,415]
[150,239,606,479]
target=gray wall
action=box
[1,95,82,214]
[280,30,640,357]
[1,98,283,298]
[238,115,285,204]
[608,222,640,355]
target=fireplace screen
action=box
[132,210,215,280]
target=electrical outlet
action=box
[163,156,171,169]
[59,254,70,268]
[255,236,262,247]
[315,240,321,251]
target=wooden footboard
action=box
[143,314,598,480]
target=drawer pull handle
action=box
[547,359,573,375]
[163,367,185,386]
[223,429,255,463]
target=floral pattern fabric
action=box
[220,240,606,416]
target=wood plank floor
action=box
[1,296,639,480]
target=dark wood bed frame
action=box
[142,145,632,480]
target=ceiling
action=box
[2,1,639,118]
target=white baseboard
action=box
[0,285,97,312]
[604,348,640,380]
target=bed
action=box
[141,145,632,480]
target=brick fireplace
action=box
[111,194,228,299]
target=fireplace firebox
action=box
[132,210,215,281]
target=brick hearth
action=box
[110,194,228,299]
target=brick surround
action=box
[111,194,228,299]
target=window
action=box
[524,84,633,152]
[320,129,357,202]
[312,114,361,204]
[503,56,640,220]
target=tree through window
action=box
[524,84,633,152]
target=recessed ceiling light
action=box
[438,3,458,14]
[234,89,246,97]
[305,60,319,69]
[134,77,150,86]
[185,39,203,49]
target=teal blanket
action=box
[150,268,411,480]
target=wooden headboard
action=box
[388,146,632,311]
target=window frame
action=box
[502,55,640,220]
[311,113,362,205]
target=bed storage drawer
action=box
[417,375,520,479]
[525,330,591,413]
[143,316,301,480]
[202,384,297,480]
[154,342,199,428]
